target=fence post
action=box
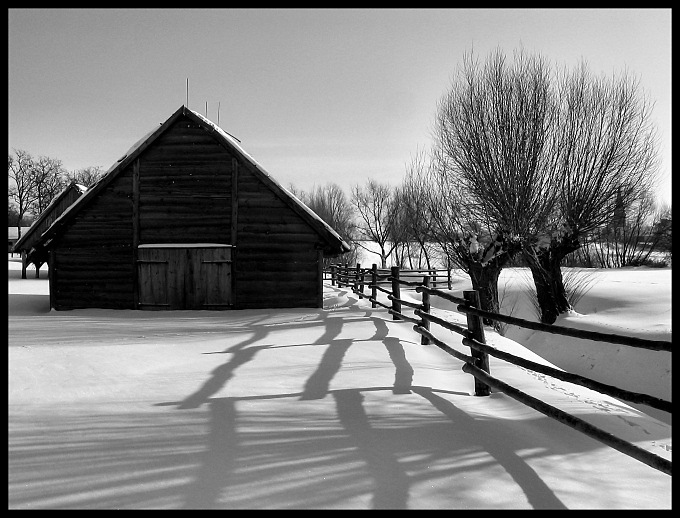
[355,263,361,294]
[447,267,452,290]
[371,264,377,308]
[331,264,336,286]
[420,275,431,345]
[464,290,491,396]
[391,266,401,320]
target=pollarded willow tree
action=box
[423,157,520,326]
[524,63,659,323]
[432,48,557,320]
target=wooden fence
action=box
[325,263,672,476]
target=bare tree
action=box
[523,62,659,322]
[437,48,560,237]
[65,165,106,187]
[590,190,669,267]
[433,48,554,320]
[8,149,37,239]
[397,150,438,270]
[296,182,359,267]
[351,180,399,268]
[434,48,660,324]
[651,202,672,258]
[425,160,520,324]
[9,150,100,242]
[29,155,67,214]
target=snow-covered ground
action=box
[8,257,671,509]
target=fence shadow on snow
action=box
[326,263,672,476]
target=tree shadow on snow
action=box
[181,398,239,509]
[412,386,568,509]
[333,389,410,509]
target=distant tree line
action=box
[8,148,105,235]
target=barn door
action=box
[137,245,232,309]
[190,246,233,309]
[137,248,171,309]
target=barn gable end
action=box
[37,106,349,310]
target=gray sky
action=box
[8,8,671,205]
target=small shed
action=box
[30,105,350,310]
[12,182,87,277]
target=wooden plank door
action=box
[192,247,233,309]
[137,246,232,310]
[137,247,173,309]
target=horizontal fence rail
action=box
[461,305,671,352]
[324,263,672,476]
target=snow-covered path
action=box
[8,260,671,509]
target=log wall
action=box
[234,165,321,309]
[138,120,232,244]
[51,170,135,309]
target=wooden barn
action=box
[12,181,87,278]
[29,106,350,310]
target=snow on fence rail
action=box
[324,263,672,476]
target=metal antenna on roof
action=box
[205,102,208,118]
[186,78,189,108]
[217,102,221,127]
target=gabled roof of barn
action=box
[35,106,351,256]
[12,181,87,253]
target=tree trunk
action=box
[455,233,519,327]
[523,234,580,324]
[467,262,503,325]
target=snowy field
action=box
[8,257,671,509]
